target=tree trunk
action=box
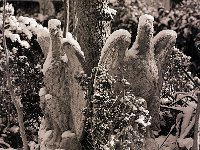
[73,0,111,74]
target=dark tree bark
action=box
[73,0,111,74]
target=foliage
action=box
[155,16,200,149]
[158,89,199,149]
[80,66,151,150]
[109,0,200,74]
[161,48,191,96]
[5,0,65,30]
[0,4,44,148]
[0,1,199,150]
[157,48,200,150]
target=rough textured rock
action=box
[60,131,82,150]
[38,19,86,150]
[153,30,177,92]
[62,41,86,139]
[37,29,50,58]
[99,14,177,132]
[37,13,177,149]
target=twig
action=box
[63,0,70,37]
[179,65,200,89]
[169,95,197,107]
[2,1,28,150]
[160,105,183,112]
[193,94,200,150]
[159,119,181,149]
[66,0,69,33]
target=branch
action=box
[160,105,183,111]
[179,65,200,89]
[159,119,181,149]
[193,94,200,150]
[2,1,28,150]
[63,0,70,37]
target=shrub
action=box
[81,66,151,149]
[0,3,45,147]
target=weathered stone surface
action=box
[62,41,86,140]
[99,14,177,132]
[60,131,82,150]
[153,30,177,92]
[38,19,85,150]
[98,29,131,70]
[37,13,177,149]
[37,30,50,58]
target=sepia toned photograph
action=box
[0,0,199,149]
